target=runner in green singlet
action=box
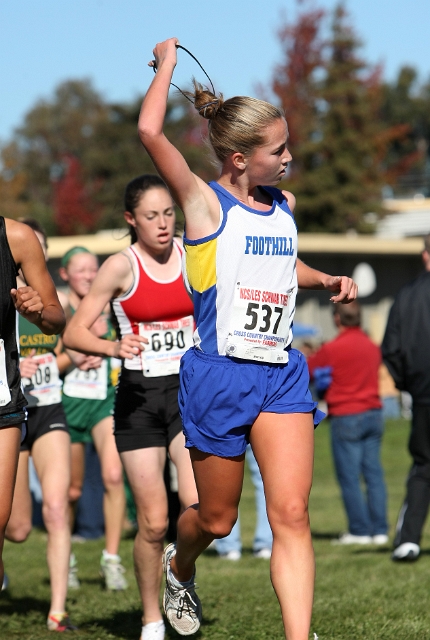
[60,247,127,591]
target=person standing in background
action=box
[308,301,388,546]
[382,233,430,562]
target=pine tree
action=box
[380,67,430,194]
[293,4,384,232]
[272,3,326,161]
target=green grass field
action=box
[2,418,430,639]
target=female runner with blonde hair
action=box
[137,38,358,640]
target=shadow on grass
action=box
[351,547,392,555]
[311,531,342,540]
[0,593,50,616]
[40,575,105,588]
[85,607,217,639]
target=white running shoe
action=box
[68,553,80,590]
[372,534,389,545]
[219,550,241,561]
[331,532,373,545]
[163,542,202,636]
[100,554,128,590]
[253,548,272,559]
[141,620,165,639]
[391,542,420,562]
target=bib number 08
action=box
[244,303,284,334]
[33,365,51,386]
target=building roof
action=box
[297,234,423,255]
[376,210,430,239]
[46,229,424,258]
[48,230,130,259]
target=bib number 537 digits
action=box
[226,284,293,363]
[244,302,284,334]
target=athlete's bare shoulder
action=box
[95,249,135,298]
[5,218,33,243]
[5,218,44,265]
[281,190,296,213]
[109,249,134,275]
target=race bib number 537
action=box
[225,284,293,363]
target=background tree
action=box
[380,67,430,195]
[0,80,216,235]
[2,3,430,235]
[271,2,421,232]
[271,3,326,165]
[294,4,385,232]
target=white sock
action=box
[168,566,194,588]
[141,620,165,639]
[102,549,120,561]
[143,621,164,628]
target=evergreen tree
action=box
[380,66,430,194]
[292,4,384,232]
[272,3,326,163]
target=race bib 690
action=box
[139,315,193,377]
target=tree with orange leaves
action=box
[272,2,415,232]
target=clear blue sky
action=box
[1,0,429,144]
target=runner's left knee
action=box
[269,497,310,534]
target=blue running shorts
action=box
[179,347,325,457]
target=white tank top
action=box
[183,182,298,363]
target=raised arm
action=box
[296,258,358,303]
[6,219,65,335]
[63,253,147,360]
[138,38,219,238]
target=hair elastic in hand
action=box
[152,44,216,104]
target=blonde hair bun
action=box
[191,81,224,120]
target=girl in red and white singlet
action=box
[64,175,197,640]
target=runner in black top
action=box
[0,217,64,593]
[5,219,76,631]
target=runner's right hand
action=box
[113,334,148,360]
